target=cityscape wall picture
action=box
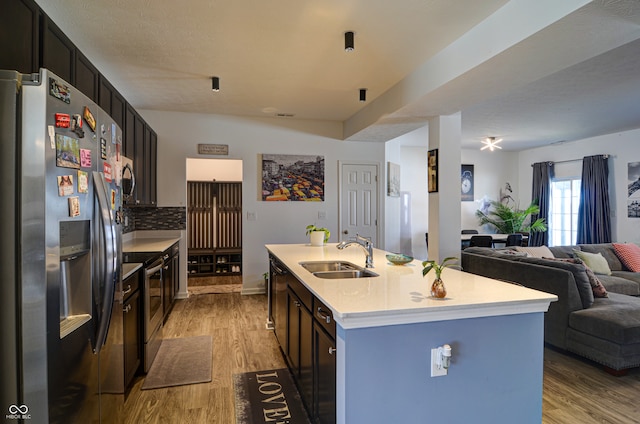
[261,154,325,201]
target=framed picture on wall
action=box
[261,154,325,201]
[387,162,400,197]
[427,149,438,193]
[461,164,474,201]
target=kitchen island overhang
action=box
[266,243,557,424]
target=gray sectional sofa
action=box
[461,243,640,372]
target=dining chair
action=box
[469,235,493,248]
[506,233,523,247]
[461,229,478,249]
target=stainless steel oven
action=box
[143,256,164,372]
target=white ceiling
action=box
[36,0,640,151]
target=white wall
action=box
[517,128,640,243]
[139,110,385,293]
[186,158,242,181]
[383,124,520,260]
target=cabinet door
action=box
[149,129,157,206]
[98,75,113,118]
[42,16,75,83]
[133,113,145,204]
[74,51,98,101]
[287,289,313,412]
[123,288,141,388]
[111,92,125,138]
[0,0,40,73]
[163,254,174,319]
[124,104,136,160]
[172,253,180,297]
[314,323,336,424]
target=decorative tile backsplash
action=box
[122,207,186,233]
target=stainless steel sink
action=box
[299,261,378,279]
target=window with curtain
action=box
[549,178,580,246]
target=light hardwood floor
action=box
[122,291,640,424]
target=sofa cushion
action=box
[573,249,612,275]
[579,243,624,271]
[515,245,554,258]
[584,266,608,298]
[598,274,640,296]
[549,245,580,258]
[516,256,594,309]
[613,243,640,272]
[569,293,640,344]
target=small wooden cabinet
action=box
[187,249,242,276]
[122,270,142,389]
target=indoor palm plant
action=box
[422,256,460,299]
[475,200,547,234]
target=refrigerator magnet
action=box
[55,113,70,128]
[100,138,107,159]
[111,123,116,144]
[57,175,74,197]
[48,125,55,148]
[77,171,88,194]
[111,189,116,210]
[71,114,84,138]
[49,77,71,104]
[55,134,80,169]
[68,197,80,217]
[80,149,92,168]
[103,162,113,182]
[83,106,96,132]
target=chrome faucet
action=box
[337,234,374,268]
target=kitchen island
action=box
[266,243,557,424]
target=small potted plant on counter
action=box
[306,224,330,246]
[422,256,460,299]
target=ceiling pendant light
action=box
[480,137,503,151]
[359,88,367,102]
[345,31,354,52]
[211,76,220,92]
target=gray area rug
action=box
[234,368,311,424]
[141,335,213,390]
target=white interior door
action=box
[339,162,379,245]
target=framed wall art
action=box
[387,162,400,197]
[461,164,474,201]
[628,162,640,218]
[427,149,438,193]
[261,154,325,201]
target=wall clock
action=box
[461,165,474,201]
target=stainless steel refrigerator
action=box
[0,69,123,423]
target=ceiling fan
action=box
[481,137,503,151]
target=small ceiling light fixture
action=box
[359,88,367,102]
[211,76,220,92]
[480,136,503,151]
[345,31,355,52]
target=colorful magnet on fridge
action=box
[71,114,84,138]
[49,78,70,103]
[77,170,88,194]
[83,106,96,132]
[68,197,80,217]
[48,125,55,149]
[111,123,116,144]
[100,138,107,159]
[80,148,92,168]
[103,162,113,182]
[55,113,71,128]
[55,134,80,169]
[111,189,116,210]
[57,175,74,197]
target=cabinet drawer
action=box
[122,270,140,299]
[288,275,312,311]
[314,297,336,339]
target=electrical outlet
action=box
[430,348,448,377]
[247,212,257,221]
[318,211,326,220]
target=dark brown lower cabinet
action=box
[314,322,336,424]
[123,275,141,389]
[287,288,313,412]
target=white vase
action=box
[309,231,325,246]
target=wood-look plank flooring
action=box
[122,291,640,424]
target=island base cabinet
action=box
[313,322,336,424]
[287,288,313,413]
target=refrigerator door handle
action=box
[93,171,117,353]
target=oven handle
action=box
[146,259,164,277]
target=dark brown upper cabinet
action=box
[41,16,75,84]
[0,0,40,74]
[74,51,99,101]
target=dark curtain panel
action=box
[530,162,553,246]
[577,155,611,244]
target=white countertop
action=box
[123,236,181,253]
[266,243,557,329]
[122,262,142,280]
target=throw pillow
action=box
[612,243,640,272]
[515,245,554,258]
[572,249,612,275]
[583,265,608,298]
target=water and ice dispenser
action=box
[59,220,92,338]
